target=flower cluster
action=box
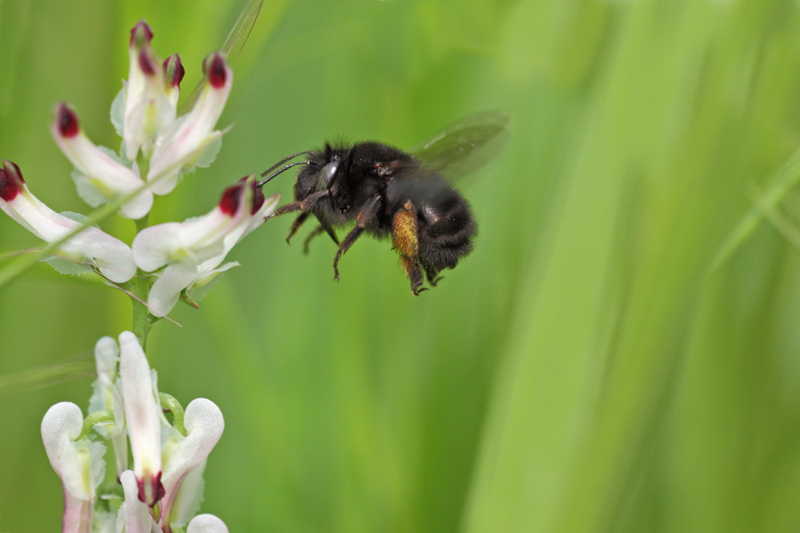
[42,332,227,533]
[1,17,279,533]
[0,20,278,316]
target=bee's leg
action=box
[304,219,341,254]
[286,212,309,244]
[392,201,426,296]
[422,262,444,287]
[265,189,331,221]
[319,218,340,246]
[333,195,382,281]
[303,225,324,254]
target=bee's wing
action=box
[177,0,264,116]
[407,110,510,180]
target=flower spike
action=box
[52,103,154,219]
[0,160,136,282]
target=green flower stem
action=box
[160,392,186,436]
[131,154,158,350]
[79,409,115,440]
[131,213,158,349]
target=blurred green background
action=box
[2,0,800,531]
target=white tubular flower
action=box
[51,103,153,220]
[132,176,278,315]
[119,331,164,507]
[123,21,174,161]
[87,336,128,478]
[159,399,224,529]
[147,52,233,195]
[119,470,159,533]
[163,53,185,112]
[41,402,106,533]
[187,514,229,533]
[0,160,136,283]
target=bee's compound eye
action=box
[315,161,339,189]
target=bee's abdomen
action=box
[417,192,476,269]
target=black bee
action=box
[258,111,509,295]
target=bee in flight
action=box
[258,111,510,295]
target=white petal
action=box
[187,514,229,533]
[60,439,106,500]
[146,262,200,316]
[51,105,153,220]
[132,208,236,272]
[94,335,119,379]
[169,459,206,528]
[0,185,136,282]
[159,399,224,526]
[119,470,158,533]
[119,331,163,506]
[41,402,83,476]
[185,262,239,303]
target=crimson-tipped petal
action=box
[251,179,265,215]
[57,103,80,138]
[0,160,24,201]
[137,49,157,76]
[219,178,247,215]
[137,471,165,507]
[163,54,185,89]
[129,20,153,48]
[205,53,228,89]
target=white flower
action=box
[119,331,164,507]
[0,160,135,283]
[51,103,153,220]
[133,176,278,315]
[146,52,233,195]
[159,399,224,529]
[123,21,175,161]
[41,402,106,533]
[187,515,229,533]
[87,336,128,478]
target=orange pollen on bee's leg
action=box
[392,206,418,257]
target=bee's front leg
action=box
[265,189,331,221]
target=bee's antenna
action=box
[260,151,313,178]
[257,161,310,188]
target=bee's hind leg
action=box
[422,262,444,287]
[392,201,426,296]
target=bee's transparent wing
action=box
[177,0,264,116]
[408,110,510,180]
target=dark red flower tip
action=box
[138,49,157,76]
[205,53,227,89]
[130,20,153,48]
[219,179,247,215]
[56,103,80,138]
[136,471,165,507]
[0,160,24,202]
[163,54,185,89]
[250,179,265,215]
